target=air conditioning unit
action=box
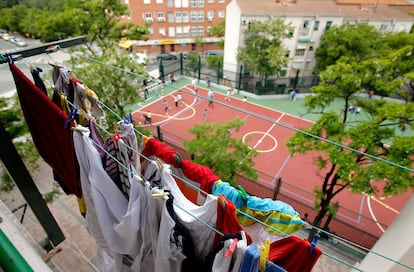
[157,18,165,22]
[145,18,153,22]
[208,16,213,22]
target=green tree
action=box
[194,36,205,53]
[237,18,292,89]
[315,23,381,74]
[0,96,40,192]
[286,59,414,240]
[186,52,201,77]
[209,20,225,49]
[183,118,258,185]
[69,43,149,127]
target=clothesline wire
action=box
[29,54,413,271]
[69,49,413,174]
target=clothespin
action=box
[224,237,239,258]
[259,238,270,272]
[64,107,78,128]
[45,45,61,54]
[237,185,248,202]
[218,194,227,209]
[111,130,121,143]
[309,234,320,253]
[123,113,132,124]
[151,192,170,198]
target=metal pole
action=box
[0,229,34,272]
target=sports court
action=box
[131,80,412,249]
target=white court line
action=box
[366,194,386,233]
[252,113,285,149]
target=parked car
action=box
[131,52,150,65]
[2,33,10,41]
[156,53,177,60]
[205,51,223,57]
[10,36,28,47]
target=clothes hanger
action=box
[259,238,270,272]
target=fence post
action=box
[216,60,221,84]
[159,60,164,83]
[156,126,163,142]
[238,65,243,92]
[272,177,282,200]
[198,55,201,80]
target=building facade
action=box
[223,0,414,82]
[121,0,229,54]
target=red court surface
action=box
[132,84,413,244]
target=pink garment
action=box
[10,63,82,197]
[268,235,322,272]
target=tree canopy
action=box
[183,118,258,185]
[287,26,414,235]
[237,18,292,86]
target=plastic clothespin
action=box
[64,107,78,128]
[111,130,121,143]
[259,238,270,272]
[309,234,320,253]
[123,113,132,124]
[224,237,239,259]
[237,185,248,202]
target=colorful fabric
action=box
[213,181,303,235]
[10,63,82,197]
[268,235,322,272]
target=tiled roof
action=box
[236,0,414,19]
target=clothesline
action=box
[14,53,414,271]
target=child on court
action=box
[203,108,208,121]
[163,99,169,115]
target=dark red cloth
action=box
[181,160,219,194]
[10,63,82,197]
[141,138,219,193]
[268,235,322,272]
[141,138,181,168]
[213,199,252,250]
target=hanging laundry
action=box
[73,127,149,272]
[212,181,304,236]
[29,65,48,95]
[9,63,82,198]
[50,63,74,103]
[268,235,322,272]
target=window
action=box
[207,26,212,35]
[198,0,204,7]
[144,12,153,22]
[198,26,204,36]
[182,11,189,22]
[168,12,174,23]
[167,0,174,7]
[156,0,163,3]
[191,26,197,36]
[309,43,314,51]
[314,21,319,30]
[207,10,214,17]
[144,0,151,3]
[148,28,154,34]
[218,0,224,2]
[218,10,225,18]
[190,0,197,7]
[176,26,183,36]
[175,0,181,7]
[208,0,214,2]
[183,26,190,35]
[169,27,175,37]
[191,11,197,22]
[295,48,306,57]
[159,27,166,36]
[304,61,311,69]
[285,50,290,57]
[157,12,165,22]
[198,11,204,22]
[325,21,332,31]
[175,12,182,23]
[303,20,309,29]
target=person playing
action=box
[163,99,169,115]
[225,88,231,101]
[174,95,178,107]
[208,95,214,108]
[242,96,247,103]
[203,108,208,121]
[144,111,152,125]
[206,77,211,88]
[192,78,197,91]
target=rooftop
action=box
[236,0,414,19]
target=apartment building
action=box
[120,0,229,54]
[223,0,414,81]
